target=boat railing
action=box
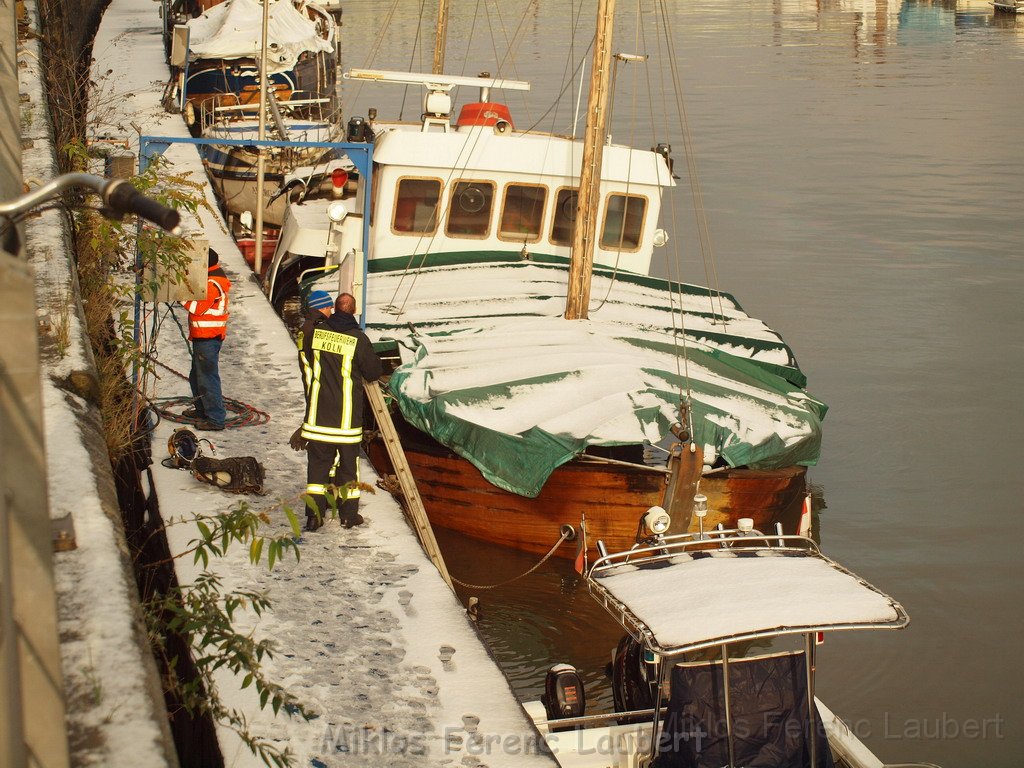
[212,97,332,117]
[530,707,659,731]
[590,530,822,574]
[196,92,337,133]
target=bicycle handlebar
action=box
[0,172,181,233]
[104,179,181,232]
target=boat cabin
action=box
[366,114,673,275]
[524,529,913,768]
[267,69,675,305]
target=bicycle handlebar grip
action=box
[104,179,181,233]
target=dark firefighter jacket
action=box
[299,310,382,444]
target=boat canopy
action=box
[588,545,907,656]
[367,261,827,498]
[186,0,333,74]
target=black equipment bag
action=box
[191,455,266,495]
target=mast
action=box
[564,0,616,320]
[433,0,449,75]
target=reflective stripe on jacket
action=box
[185,266,231,340]
[300,312,383,445]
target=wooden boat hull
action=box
[365,435,807,560]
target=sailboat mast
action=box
[433,0,449,74]
[564,0,616,321]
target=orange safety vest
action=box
[185,266,231,340]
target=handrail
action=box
[0,173,180,233]
[589,531,821,573]
[213,97,331,115]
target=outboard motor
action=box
[542,663,586,728]
[611,635,656,723]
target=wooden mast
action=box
[564,0,616,320]
[433,0,449,75]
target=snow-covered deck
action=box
[36,1,556,765]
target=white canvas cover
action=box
[186,0,333,74]
[590,549,905,653]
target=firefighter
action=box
[298,292,382,531]
[183,247,231,431]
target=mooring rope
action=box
[449,528,572,591]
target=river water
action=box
[338,2,1023,766]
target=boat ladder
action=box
[364,381,453,589]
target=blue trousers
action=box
[189,337,225,426]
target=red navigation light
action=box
[331,168,348,196]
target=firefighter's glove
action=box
[289,427,308,452]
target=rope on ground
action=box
[449,529,572,591]
[151,395,271,429]
[144,353,271,428]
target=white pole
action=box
[254,0,270,279]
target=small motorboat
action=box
[524,508,941,768]
[992,0,1024,12]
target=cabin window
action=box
[498,184,547,243]
[600,193,647,251]
[393,177,441,235]
[445,180,495,238]
[550,187,578,246]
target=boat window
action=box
[393,177,441,235]
[550,187,578,245]
[600,193,647,251]
[498,184,547,243]
[445,180,495,238]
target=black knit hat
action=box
[208,248,219,267]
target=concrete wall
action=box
[0,2,73,766]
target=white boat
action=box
[522,519,939,768]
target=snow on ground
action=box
[78,0,556,765]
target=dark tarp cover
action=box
[654,653,835,768]
[386,323,827,498]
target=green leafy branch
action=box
[143,500,311,768]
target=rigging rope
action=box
[655,0,728,326]
[449,528,572,590]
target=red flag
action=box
[573,516,587,575]
[798,494,812,537]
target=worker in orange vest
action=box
[183,248,231,430]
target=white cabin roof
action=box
[372,123,674,188]
[589,546,906,655]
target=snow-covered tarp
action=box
[591,548,906,653]
[357,261,827,498]
[187,0,334,74]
